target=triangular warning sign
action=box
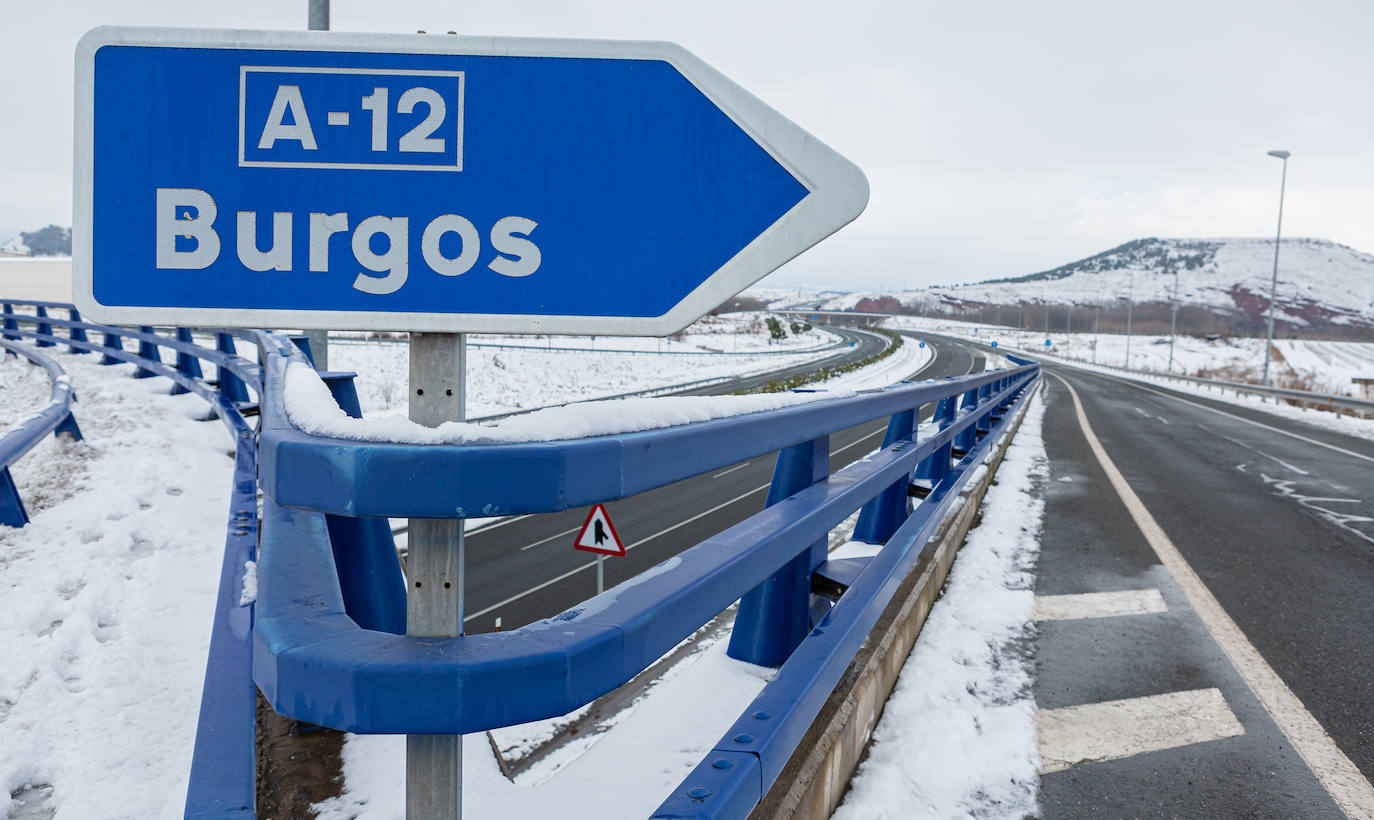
[574,503,626,556]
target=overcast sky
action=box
[3,0,1371,290]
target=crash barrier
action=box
[0,336,83,526]
[253,333,1038,818]
[1027,345,1374,417]
[0,300,265,817]
[0,301,1038,817]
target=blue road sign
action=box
[1045,338,1053,347]
[991,341,999,348]
[74,28,868,335]
[919,341,926,348]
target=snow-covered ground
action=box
[0,352,238,819]
[833,388,1045,819]
[330,313,846,419]
[0,311,943,818]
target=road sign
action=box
[991,341,999,348]
[919,340,926,348]
[1045,339,1053,347]
[74,27,869,335]
[574,504,625,557]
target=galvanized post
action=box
[728,436,829,667]
[597,555,605,595]
[407,332,466,820]
[304,0,331,371]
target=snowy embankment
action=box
[329,313,847,419]
[833,386,1047,820]
[0,352,237,818]
[884,315,1374,441]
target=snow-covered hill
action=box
[824,238,1374,336]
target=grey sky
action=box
[2,0,1371,290]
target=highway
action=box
[456,330,985,633]
[909,330,1374,817]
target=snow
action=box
[328,313,846,420]
[286,360,851,445]
[313,629,776,820]
[832,386,1046,820]
[822,237,1374,328]
[0,352,238,819]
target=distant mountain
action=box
[0,234,30,257]
[826,238,1374,338]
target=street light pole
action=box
[1168,267,1180,373]
[1262,149,1290,387]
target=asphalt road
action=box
[456,330,984,633]
[1030,360,1374,815]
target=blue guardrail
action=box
[0,301,1038,818]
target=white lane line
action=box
[467,513,532,535]
[1053,373,1374,816]
[1038,688,1245,774]
[712,462,751,479]
[519,524,582,551]
[1035,589,1168,621]
[1114,376,1374,466]
[1196,422,1311,476]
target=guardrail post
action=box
[320,371,408,635]
[134,326,161,378]
[852,408,916,544]
[289,334,318,368]
[67,308,89,353]
[952,386,980,456]
[54,411,83,442]
[34,306,54,347]
[98,332,124,365]
[215,333,252,404]
[171,328,203,394]
[975,383,992,437]
[0,467,29,527]
[915,395,957,488]
[2,303,19,342]
[728,435,829,667]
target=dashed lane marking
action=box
[1035,589,1167,621]
[1054,372,1374,818]
[1038,688,1245,774]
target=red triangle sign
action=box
[574,504,626,556]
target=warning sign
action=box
[574,504,626,556]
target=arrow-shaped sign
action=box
[574,504,626,557]
[74,27,869,335]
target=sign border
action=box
[74,26,869,336]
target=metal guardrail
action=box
[0,301,1039,818]
[254,333,1038,818]
[0,337,83,526]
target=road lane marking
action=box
[712,462,751,479]
[1102,373,1374,466]
[1053,373,1374,816]
[519,524,582,551]
[1038,688,1244,774]
[1035,589,1167,621]
[1196,422,1311,476]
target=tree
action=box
[765,317,787,341]
[20,225,71,257]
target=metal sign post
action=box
[302,0,331,369]
[406,331,466,818]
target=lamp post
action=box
[1262,149,1290,387]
